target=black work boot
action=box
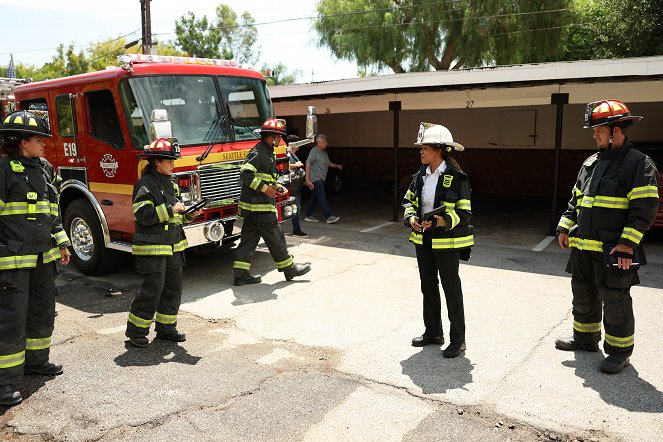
[442,342,467,358]
[234,272,262,286]
[156,331,186,342]
[0,384,22,407]
[411,334,444,347]
[600,355,630,374]
[24,362,63,376]
[555,334,600,352]
[283,263,311,281]
[128,336,150,348]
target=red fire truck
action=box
[8,55,310,275]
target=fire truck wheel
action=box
[64,199,122,275]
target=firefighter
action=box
[403,123,473,358]
[125,138,202,348]
[233,118,311,285]
[555,100,659,374]
[0,110,71,407]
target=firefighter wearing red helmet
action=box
[0,111,71,407]
[124,138,201,348]
[555,100,659,374]
[232,118,311,285]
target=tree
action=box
[564,0,663,60]
[38,44,89,80]
[260,62,302,85]
[313,0,572,73]
[174,4,260,66]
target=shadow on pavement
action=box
[562,352,663,413]
[114,341,202,368]
[0,374,53,416]
[400,346,474,394]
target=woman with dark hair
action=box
[125,138,201,348]
[0,111,71,407]
[402,123,473,358]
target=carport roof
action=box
[270,56,663,101]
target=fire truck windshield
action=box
[120,75,274,148]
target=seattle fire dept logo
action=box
[100,154,119,178]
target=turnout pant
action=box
[126,253,183,338]
[568,248,636,357]
[0,260,56,386]
[234,212,293,274]
[415,234,465,345]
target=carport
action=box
[271,56,663,232]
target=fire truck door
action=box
[49,89,86,183]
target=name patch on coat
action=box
[442,174,454,188]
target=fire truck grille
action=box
[198,161,242,204]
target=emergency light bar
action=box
[118,54,238,68]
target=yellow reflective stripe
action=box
[155,204,169,223]
[456,199,471,211]
[238,201,276,212]
[131,244,174,256]
[431,235,474,249]
[173,239,188,253]
[0,201,51,215]
[404,207,416,217]
[254,172,275,182]
[42,247,61,264]
[568,237,603,252]
[250,177,262,190]
[443,201,456,209]
[50,203,59,216]
[128,312,153,328]
[53,230,69,246]
[0,254,38,270]
[274,255,294,269]
[573,186,582,197]
[621,227,643,245]
[132,200,154,212]
[558,216,576,230]
[0,198,4,210]
[0,351,25,369]
[171,214,184,225]
[233,261,251,270]
[447,210,460,229]
[627,185,659,200]
[409,231,423,244]
[604,333,634,348]
[592,196,629,209]
[240,163,257,172]
[573,320,601,333]
[26,336,51,351]
[155,312,177,324]
[404,189,416,201]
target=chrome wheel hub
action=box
[70,217,94,261]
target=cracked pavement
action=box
[1,194,662,441]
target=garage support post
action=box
[550,93,569,235]
[389,101,401,222]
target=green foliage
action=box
[260,62,302,85]
[174,4,260,66]
[564,0,663,60]
[314,0,573,73]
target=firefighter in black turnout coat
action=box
[403,123,473,359]
[125,139,201,348]
[0,111,71,407]
[232,119,310,286]
[556,100,659,374]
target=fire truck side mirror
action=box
[305,106,317,140]
[149,109,173,141]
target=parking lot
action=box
[2,190,663,442]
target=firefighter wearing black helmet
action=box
[124,138,202,348]
[232,118,311,286]
[555,100,659,374]
[0,110,71,407]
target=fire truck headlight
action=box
[291,203,298,215]
[283,205,293,218]
[204,221,225,242]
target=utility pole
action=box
[140,0,153,55]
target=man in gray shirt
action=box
[304,134,342,223]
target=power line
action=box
[0,29,141,57]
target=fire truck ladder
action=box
[0,77,30,100]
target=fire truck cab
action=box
[9,55,304,275]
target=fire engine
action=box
[6,55,315,275]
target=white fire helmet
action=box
[414,122,464,152]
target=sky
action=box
[0,0,364,83]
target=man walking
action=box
[304,134,342,224]
[555,100,659,374]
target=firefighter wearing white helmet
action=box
[555,100,659,374]
[0,111,72,407]
[402,122,473,358]
[124,138,202,348]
